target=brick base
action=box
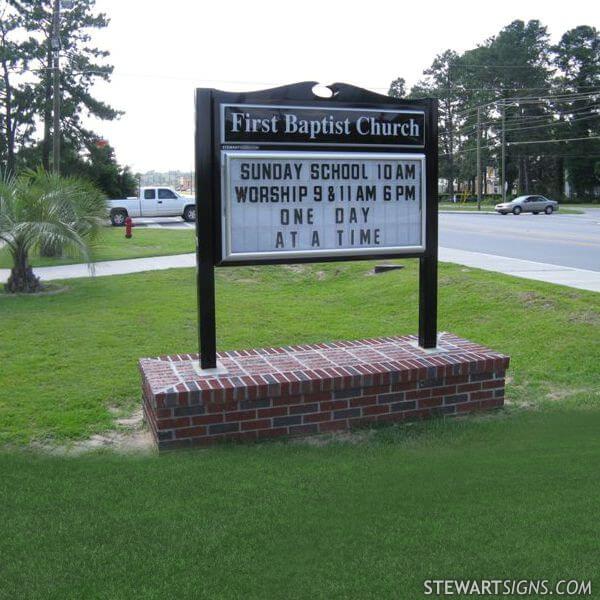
[139,333,509,451]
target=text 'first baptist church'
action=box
[229,112,422,140]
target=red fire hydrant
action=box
[125,216,133,238]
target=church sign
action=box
[195,82,438,368]
[138,86,507,453]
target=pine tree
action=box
[8,0,121,170]
[0,3,38,174]
[554,26,600,198]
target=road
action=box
[134,210,600,272]
[439,209,600,272]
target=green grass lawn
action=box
[0,226,195,268]
[439,202,496,211]
[2,408,599,599]
[1,262,599,598]
[1,261,598,445]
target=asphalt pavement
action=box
[439,209,600,272]
[132,209,600,272]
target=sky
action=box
[86,0,599,172]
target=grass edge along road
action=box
[438,202,586,214]
[0,227,196,268]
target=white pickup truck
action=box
[108,187,196,226]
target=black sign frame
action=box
[195,82,438,369]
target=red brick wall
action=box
[140,335,508,450]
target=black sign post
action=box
[195,82,438,369]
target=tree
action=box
[400,20,557,198]
[388,20,600,201]
[554,26,600,198]
[8,0,121,170]
[0,3,38,174]
[409,50,462,198]
[388,77,406,98]
[456,21,555,195]
[17,138,136,197]
[0,168,107,292]
[81,141,137,198]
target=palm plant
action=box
[0,168,107,293]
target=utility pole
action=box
[51,0,61,174]
[447,67,454,202]
[476,106,481,210]
[501,100,506,202]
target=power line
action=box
[460,108,599,132]
[431,85,600,91]
[452,91,600,117]
[509,153,600,157]
[500,114,599,134]
[440,135,600,156]
[505,94,599,104]
[460,111,599,136]
[440,144,499,157]
[503,104,598,120]
[18,67,600,97]
[457,91,599,113]
[449,63,552,69]
[507,135,600,146]
[453,92,600,119]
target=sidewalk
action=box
[439,248,600,292]
[1,248,598,292]
[0,253,196,283]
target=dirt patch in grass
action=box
[504,397,536,410]
[0,283,70,298]
[545,385,598,402]
[30,409,154,456]
[517,291,556,310]
[568,309,600,325]
[290,429,376,447]
[282,264,308,274]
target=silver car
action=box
[495,195,559,215]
